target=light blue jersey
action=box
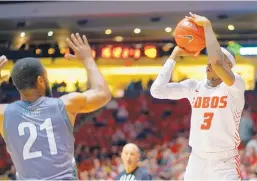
[3,97,75,180]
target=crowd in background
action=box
[0,78,257,180]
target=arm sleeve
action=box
[150,59,198,100]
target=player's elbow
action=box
[83,90,111,113]
[100,85,112,102]
[97,91,112,110]
[98,88,112,105]
[150,84,161,98]
[103,90,112,103]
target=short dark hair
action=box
[11,57,45,90]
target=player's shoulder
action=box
[41,96,63,107]
[43,96,60,102]
[137,167,149,172]
[234,72,245,88]
[48,97,69,112]
[4,101,19,112]
[136,167,152,179]
[21,97,61,112]
[136,167,151,176]
[233,72,244,81]
[181,78,203,90]
[2,102,23,126]
[182,78,201,85]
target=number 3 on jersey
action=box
[18,118,58,160]
[201,112,214,130]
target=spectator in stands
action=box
[240,105,256,146]
[246,134,257,155]
[116,105,128,123]
[106,99,118,110]
[124,122,137,140]
[1,77,257,179]
[116,143,152,180]
[112,128,126,146]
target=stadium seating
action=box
[0,80,257,180]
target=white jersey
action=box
[151,59,245,153]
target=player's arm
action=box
[187,12,235,86]
[60,34,111,117]
[150,46,196,100]
[0,55,9,135]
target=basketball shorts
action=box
[184,149,241,181]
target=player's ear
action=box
[225,59,233,69]
[136,153,140,162]
[136,156,140,162]
[37,75,44,82]
[37,76,45,86]
[228,63,233,69]
[223,53,233,69]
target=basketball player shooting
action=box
[0,33,111,180]
[151,12,245,180]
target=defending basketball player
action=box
[0,33,111,179]
[151,13,245,180]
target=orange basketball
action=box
[173,18,206,54]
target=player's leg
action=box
[184,153,207,180]
[209,155,241,180]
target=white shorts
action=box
[184,149,241,181]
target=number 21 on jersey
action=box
[201,112,214,130]
[18,118,58,160]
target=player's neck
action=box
[20,89,43,103]
[125,166,138,174]
[207,78,222,87]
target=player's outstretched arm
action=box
[0,55,9,135]
[187,12,235,86]
[150,46,197,100]
[60,33,111,118]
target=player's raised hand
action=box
[65,33,93,62]
[170,46,195,60]
[174,46,194,56]
[186,12,210,27]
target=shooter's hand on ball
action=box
[170,46,195,61]
[187,12,236,86]
[186,12,210,27]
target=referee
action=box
[116,143,152,181]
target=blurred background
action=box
[0,1,257,180]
